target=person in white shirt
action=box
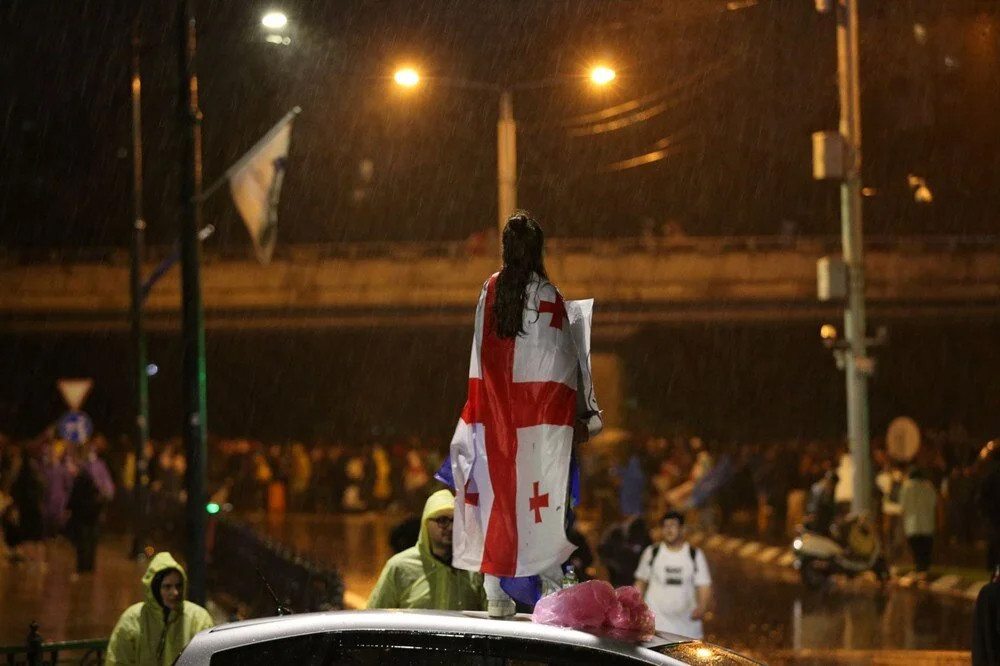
[900,466,938,575]
[634,511,713,638]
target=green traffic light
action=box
[206,502,220,515]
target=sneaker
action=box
[487,600,516,619]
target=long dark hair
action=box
[493,211,548,339]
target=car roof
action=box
[177,609,740,665]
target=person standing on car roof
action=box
[634,511,713,639]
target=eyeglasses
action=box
[429,516,453,528]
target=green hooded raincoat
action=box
[106,552,214,666]
[367,489,485,610]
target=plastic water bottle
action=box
[561,565,578,589]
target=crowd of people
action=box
[0,422,1000,572]
[595,429,1000,575]
[207,438,439,515]
[0,433,115,575]
[3,424,998,578]
[0,431,448,570]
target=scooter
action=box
[792,526,889,589]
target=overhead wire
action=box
[559,58,732,130]
[603,129,697,172]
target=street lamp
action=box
[261,11,288,30]
[393,64,616,250]
[261,10,291,45]
[394,68,420,88]
[590,66,616,86]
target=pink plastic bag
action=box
[607,586,656,639]
[532,581,655,641]
[532,579,616,629]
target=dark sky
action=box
[3,0,999,253]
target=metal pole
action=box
[837,0,872,514]
[129,20,151,560]
[497,88,517,252]
[178,0,208,605]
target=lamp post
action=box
[178,0,208,605]
[127,2,289,592]
[129,20,151,560]
[496,89,516,242]
[836,0,872,516]
[394,66,616,252]
[815,0,871,514]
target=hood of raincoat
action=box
[142,551,188,611]
[417,489,455,563]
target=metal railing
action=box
[209,517,344,619]
[1,234,997,266]
[0,623,106,666]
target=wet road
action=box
[0,534,146,644]
[243,512,975,663]
[704,550,973,660]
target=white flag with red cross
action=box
[450,273,597,578]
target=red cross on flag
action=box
[449,274,601,578]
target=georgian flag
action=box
[448,274,602,578]
[227,107,300,265]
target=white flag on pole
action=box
[227,107,300,265]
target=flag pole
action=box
[129,16,152,561]
[195,106,301,204]
[178,0,208,605]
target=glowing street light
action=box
[261,11,288,30]
[589,65,616,86]
[393,64,618,251]
[394,68,421,88]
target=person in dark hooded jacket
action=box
[977,452,1000,573]
[972,579,1000,666]
[66,447,113,574]
[106,552,213,665]
[8,452,44,559]
[598,515,652,588]
[66,466,102,574]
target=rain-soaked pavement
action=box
[243,511,975,664]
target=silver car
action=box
[177,609,763,665]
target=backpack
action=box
[648,543,700,575]
[888,478,902,504]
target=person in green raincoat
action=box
[106,552,214,665]
[367,489,485,610]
